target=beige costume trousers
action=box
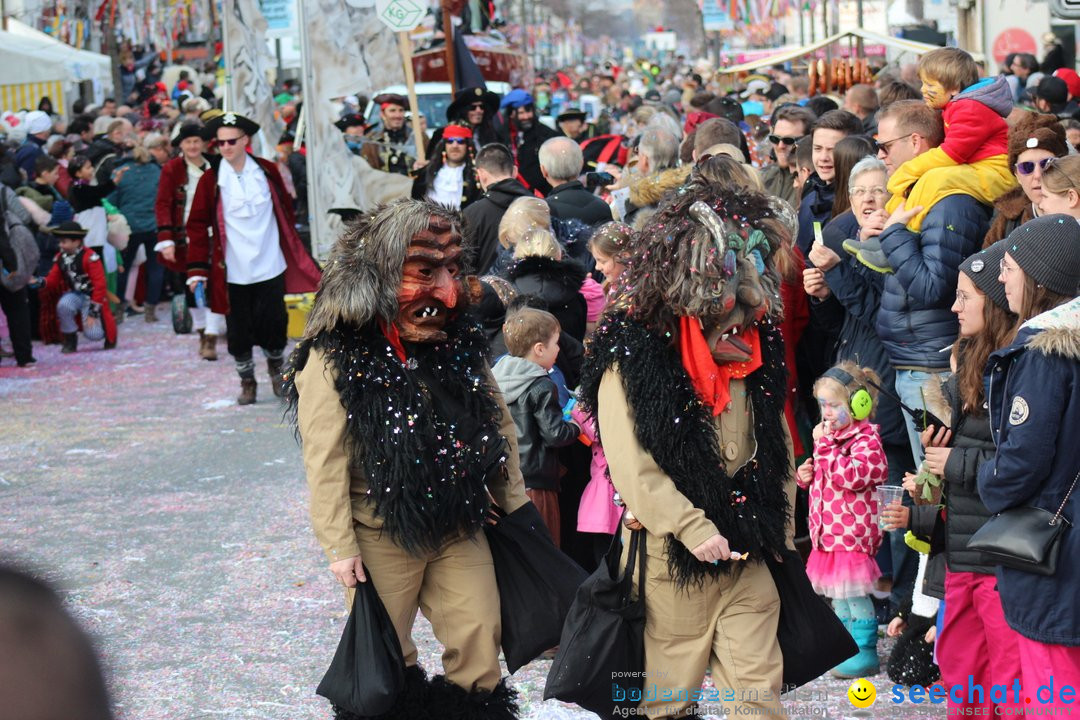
[346,523,503,693]
[625,531,787,719]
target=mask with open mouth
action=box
[613,177,787,366]
[394,216,469,343]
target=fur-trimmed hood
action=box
[628,166,691,208]
[1024,295,1080,361]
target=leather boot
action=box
[199,332,219,361]
[268,358,286,398]
[61,332,78,354]
[144,303,157,322]
[237,378,257,406]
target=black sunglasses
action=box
[1016,157,1053,176]
[768,134,802,146]
[468,103,485,111]
[217,137,245,147]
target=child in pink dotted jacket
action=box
[796,361,889,678]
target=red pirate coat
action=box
[154,154,217,273]
[42,247,118,344]
[185,153,321,315]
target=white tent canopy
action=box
[0,18,113,113]
[718,27,983,75]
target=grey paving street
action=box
[0,320,942,719]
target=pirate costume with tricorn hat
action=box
[42,221,119,352]
[185,107,321,405]
[428,86,507,154]
[364,94,415,176]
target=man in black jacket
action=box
[464,143,530,275]
[501,90,558,194]
[541,136,613,226]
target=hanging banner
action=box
[297,0,414,260]
[222,0,283,158]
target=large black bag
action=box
[485,502,588,673]
[765,549,858,689]
[544,529,646,717]
[316,567,405,716]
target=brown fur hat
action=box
[1008,112,1068,168]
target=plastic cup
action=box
[876,485,906,529]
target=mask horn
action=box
[689,201,729,259]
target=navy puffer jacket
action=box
[876,194,989,369]
[977,297,1080,645]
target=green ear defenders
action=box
[824,368,873,421]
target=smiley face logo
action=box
[848,678,877,708]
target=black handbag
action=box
[544,529,646,717]
[316,567,406,716]
[484,502,588,673]
[966,469,1077,576]
[764,549,858,689]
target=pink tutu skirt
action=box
[805,549,880,599]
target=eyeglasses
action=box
[444,138,469,145]
[954,289,972,309]
[875,133,914,156]
[217,137,244,147]
[849,186,887,198]
[1016,157,1053,176]
[1041,156,1080,187]
[768,134,802,146]
[999,257,1017,277]
[468,103,485,111]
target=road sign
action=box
[375,0,425,32]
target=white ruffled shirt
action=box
[427,164,465,209]
[218,154,285,285]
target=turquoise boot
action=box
[832,617,881,678]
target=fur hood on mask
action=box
[302,199,461,340]
[628,166,692,209]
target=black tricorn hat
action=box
[171,122,210,147]
[334,113,369,132]
[446,86,500,121]
[556,107,588,123]
[50,221,88,239]
[204,111,260,137]
[372,93,408,109]
[328,207,364,223]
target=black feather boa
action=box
[580,311,792,587]
[285,316,507,556]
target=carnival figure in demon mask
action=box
[286,199,529,720]
[579,167,798,719]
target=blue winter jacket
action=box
[107,159,162,234]
[977,297,1080,645]
[876,193,990,369]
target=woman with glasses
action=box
[1036,155,1080,218]
[983,113,1069,248]
[977,216,1080,704]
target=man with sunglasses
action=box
[411,123,482,210]
[868,99,991,470]
[185,112,322,405]
[760,104,815,207]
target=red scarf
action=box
[678,316,762,416]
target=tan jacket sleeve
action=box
[484,365,530,514]
[295,349,362,563]
[778,410,797,551]
[597,368,719,551]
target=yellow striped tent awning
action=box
[0,80,64,114]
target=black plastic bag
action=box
[316,567,405,716]
[544,529,646,717]
[765,549,858,689]
[485,501,588,673]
